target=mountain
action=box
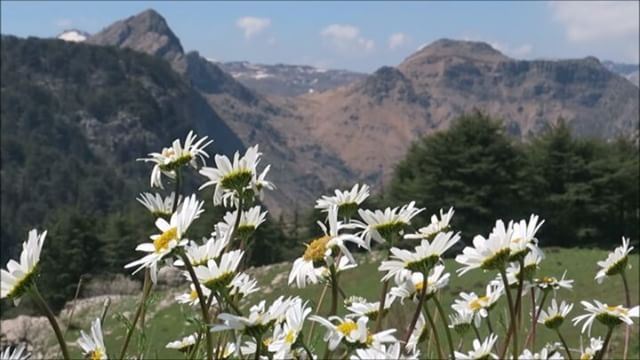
[217,61,367,97]
[276,39,640,185]
[56,29,90,42]
[0,35,244,264]
[85,12,639,209]
[87,9,354,212]
[603,61,639,87]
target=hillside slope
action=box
[0,35,244,262]
[281,39,640,184]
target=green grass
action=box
[53,247,638,359]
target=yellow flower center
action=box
[606,305,627,315]
[366,332,374,346]
[303,235,332,262]
[262,337,272,346]
[414,279,429,292]
[89,349,104,360]
[154,227,178,252]
[337,320,357,335]
[542,276,556,284]
[285,330,296,344]
[470,296,489,311]
[189,289,198,301]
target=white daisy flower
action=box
[199,145,261,205]
[174,231,230,268]
[77,318,107,360]
[389,265,450,303]
[380,231,459,283]
[137,192,182,218]
[175,283,213,307]
[572,300,639,334]
[124,194,204,283]
[454,333,499,360]
[194,249,244,292]
[491,247,543,291]
[315,256,358,282]
[212,296,294,335]
[352,342,420,360]
[405,314,427,353]
[449,309,475,335]
[166,333,197,352]
[534,271,574,293]
[288,206,366,288]
[355,202,424,247]
[316,184,370,219]
[138,131,212,189]
[229,272,260,298]
[519,348,563,360]
[405,207,455,241]
[456,220,512,275]
[539,299,573,329]
[219,206,267,239]
[309,315,396,351]
[219,342,240,359]
[510,214,544,260]
[345,294,394,320]
[252,164,275,197]
[0,344,30,360]
[452,283,502,327]
[1,229,46,305]
[268,298,312,358]
[595,237,634,284]
[579,337,604,360]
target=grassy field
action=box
[55,247,639,359]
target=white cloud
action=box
[489,41,534,58]
[54,18,73,29]
[320,24,375,53]
[388,32,408,50]
[549,1,639,42]
[236,16,271,39]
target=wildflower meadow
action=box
[1,131,638,360]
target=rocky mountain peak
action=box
[357,66,419,104]
[88,8,184,61]
[402,38,510,68]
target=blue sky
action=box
[2,1,638,72]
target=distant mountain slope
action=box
[87,9,354,212]
[278,39,640,184]
[218,61,367,97]
[0,35,243,263]
[603,61,639,87]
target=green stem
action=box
[323,264,339,359]
[433,296,455,359]
[374,279,390,332]
[179,253,213,360]
[254,335,262,360]
[621,271,631,360]
[171,169,182,213]
[225,190,244,254]
[306,283,329,344]
[118,274,152,359]
[597,327,614,360]
[499,268,518,360]
[423,302,444,360]
[524,289,549,349]
[472,323,482,341]
[556,329,573,360]
[404,277,428,346]
[515,258,525,326]
[301,341,314,360]
[30,285,70,360]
